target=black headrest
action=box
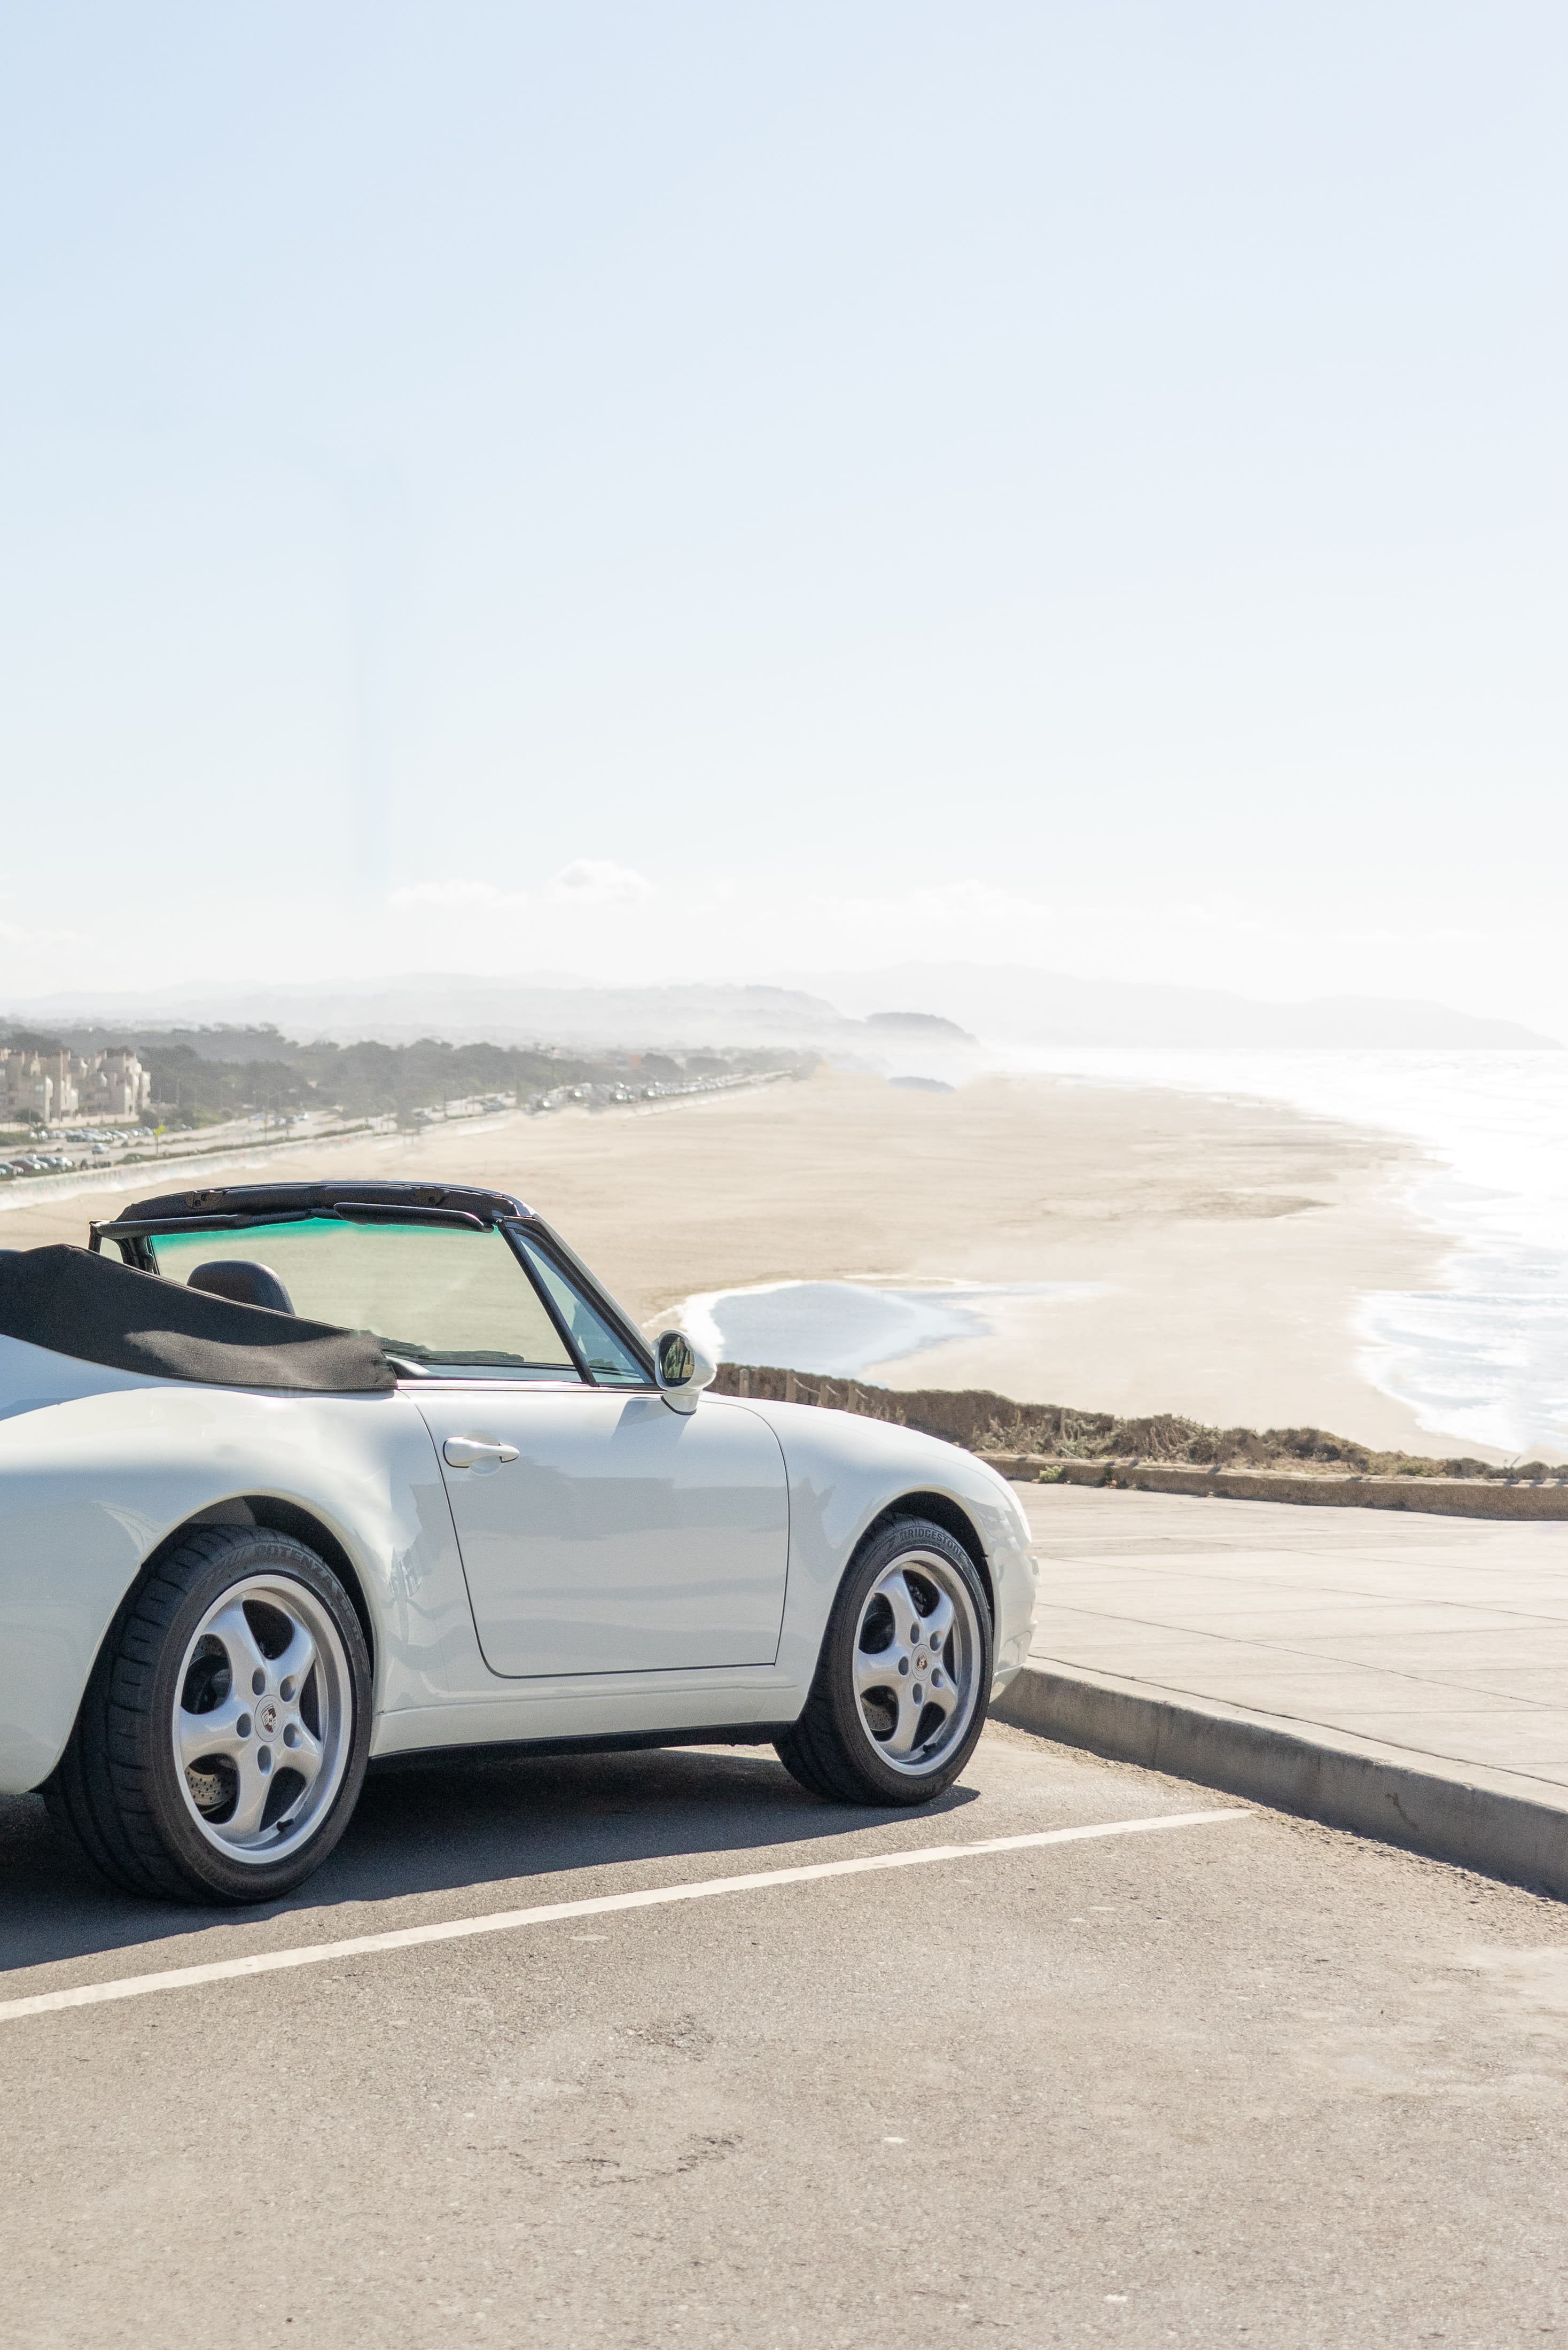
[187,1260,295,1316]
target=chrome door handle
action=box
[443,1436,520,1469]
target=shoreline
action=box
[0,1068,1484,1458]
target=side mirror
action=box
[654,1327,717,1414]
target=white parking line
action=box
[0,1808,1249,2024]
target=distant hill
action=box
[793,966,1559,1050]
[5,976,864,1050]
[7,968,1555,1053]
[864,1009,976,1042]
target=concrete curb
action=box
[980,1453,1568,1520]
[994,1660,1568,1901]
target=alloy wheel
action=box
[173,1574,355,1864]
[851,1549,982,1776]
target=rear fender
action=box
[0,1377,475,1794]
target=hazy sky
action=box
[2,4,1564,1022]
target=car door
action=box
[415,1384,790,1677]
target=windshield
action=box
[146,1218,580,1381]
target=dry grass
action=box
[711,1363,1535,1480]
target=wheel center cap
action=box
[256,1700,280,1737]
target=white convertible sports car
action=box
[0,1179,1036,1905]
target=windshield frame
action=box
[93,1203,658,1390]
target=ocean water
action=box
[1001,1046,1568,1458]
[681,1280,1099,1383]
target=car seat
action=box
[185,1259,296,1316]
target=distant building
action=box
[0,1048,72,1122]
[80,1048,152,1119]
[0,1046,151,1124]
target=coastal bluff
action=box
[711,1363,1568,1519]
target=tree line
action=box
[1,1024,782,1129]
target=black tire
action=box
[776,1518,993,1807]
[45,1526,372,1905]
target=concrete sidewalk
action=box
[996,1482,1568,1895]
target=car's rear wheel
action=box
[775,1518,992,1806]
[46,1526,371,1905]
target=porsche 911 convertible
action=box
[0,1179,1037,1905]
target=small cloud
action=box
[548,860,654,906]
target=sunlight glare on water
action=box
[1002,1047,1568,1456]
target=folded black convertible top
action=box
[0,1245,395,1394]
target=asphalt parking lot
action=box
[3,1724,1568,2348]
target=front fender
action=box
[739,1401,1038,1699]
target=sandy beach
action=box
[0,1069,1457,1453]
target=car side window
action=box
[512,1233,651,1387]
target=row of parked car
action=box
[0,1125,143,1181]
[0,1151,82,1179]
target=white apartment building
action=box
[81,1048,153,1119]
[0,1046,152,1124]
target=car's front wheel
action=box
[775,1518,993,1806]
[47,1526,372,1905]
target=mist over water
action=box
[1001,1046,1568,1457]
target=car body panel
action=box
[414,1386,791,1676]
[0,1335,474,1794]
[0,1335,1038,1797]
[735,1397,1038,1696]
